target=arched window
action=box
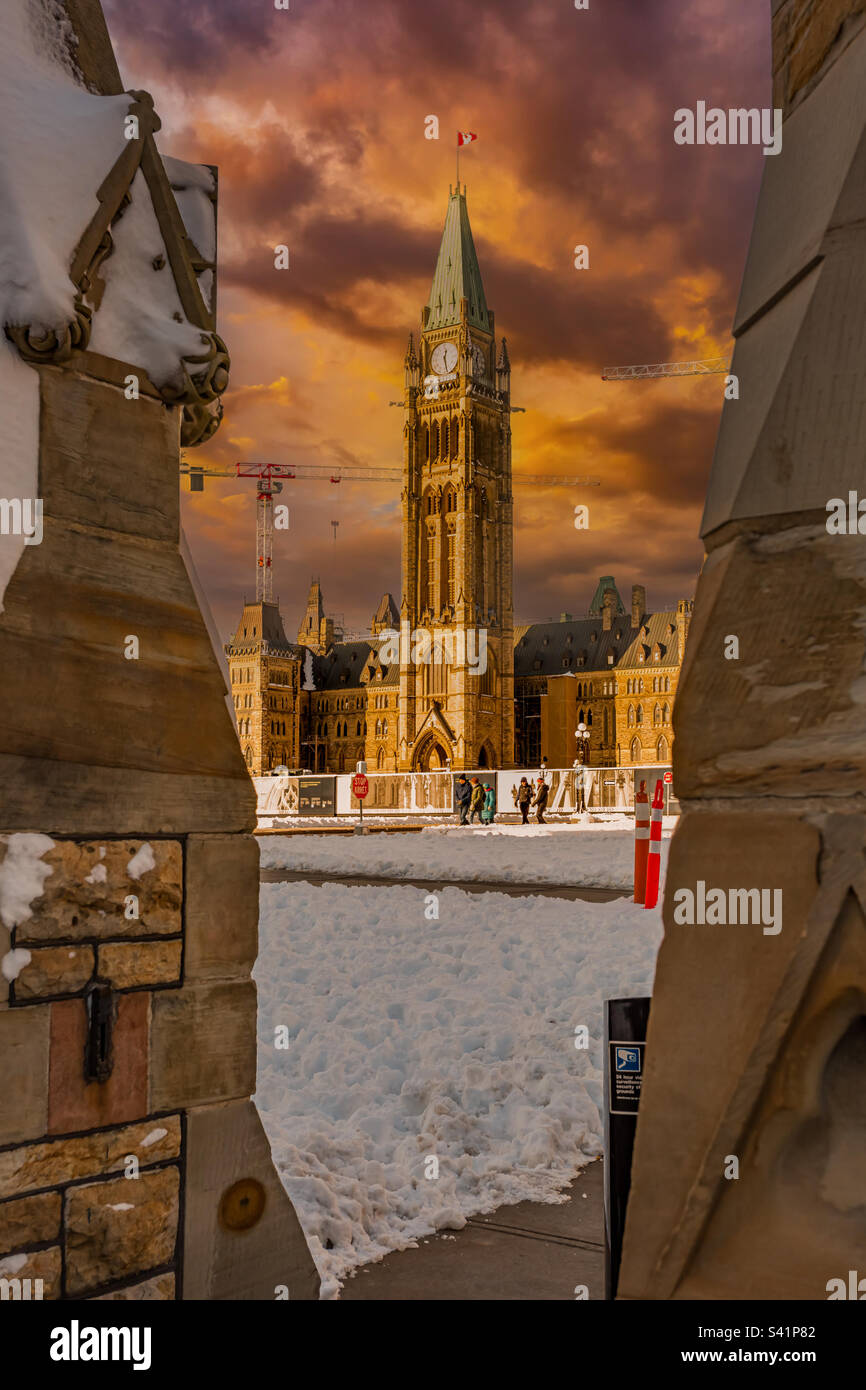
[426,523,437,611]
[377,746,386,769]
[338,752,345,772]
[653,704,661,726]
[323,724,328,738]
[375,718,381,736]
[578,707,585,724]
[424,424,430,461]
[446,522,456,606]
[657,735,668,761]
[663,703,670,724]
[665,677,670,692]
[627,705,635,727]
[441,419,449,457]
[636,704,643,725]
[433,421,440,457]
[382,719,388,738]
[244,746,252,767]
[631,737,641,763]
[451,416,459,456]
[603,707,609,742]
[587,709,593,726]
[477,650,495,696]
[356,720,362,736]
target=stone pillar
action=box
[619,0,866,1300]
[0,0,318,1302]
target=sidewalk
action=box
[340,1158,605,1300]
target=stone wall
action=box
[1,0,320,1298]
[619,0,866,1301]
[0,355,319,1299]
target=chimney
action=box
[602,591,615,631]
[676,599,692,661]
[632,584,646,628]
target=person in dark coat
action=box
[456,774,472,825]
[531,777,549,824]
[516,776,532,825]
[469,776,485,823]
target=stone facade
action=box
[231,575,691,777]
[619,0,866,1301]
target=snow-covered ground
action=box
[254,877,664,1297]
[258,818,676,891]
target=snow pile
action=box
[255,879,663,1296]
[0,1,130,337]
[259,821,675,890]
[0,832,54,929]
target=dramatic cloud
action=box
[103,0,769,635]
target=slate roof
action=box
[514,610,679,678]
[228,601,299,653]
[313,641,400,691]
[426,189,490,333]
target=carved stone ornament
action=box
[4,85,229,446]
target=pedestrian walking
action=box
[516,776,532,825]
[469,775,485,824]
[482,781,496,824]
[456,774,472,825]
[531,776,549,824]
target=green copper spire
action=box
[426,185,490,332]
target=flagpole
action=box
[456,135,459,192]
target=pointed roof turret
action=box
[404,333,417,366]
[426,186,490,332]
[496,337,510,371]
[588,576,626,617]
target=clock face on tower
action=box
[430,341,458,375]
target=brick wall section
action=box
[773,0,866,112]
[0,837,186,1298]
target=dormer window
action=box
[607,652,615,665]
[590,631,598,643]
[542,636,550,647]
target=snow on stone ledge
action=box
[0,832,55,930]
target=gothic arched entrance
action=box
[477,741,497,770]
[413,738,450,771]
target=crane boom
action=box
[601,357,730,381]
[180,461,601,487]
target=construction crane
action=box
[180,459,601,603]
[601,357,731,381]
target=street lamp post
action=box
[573,722,591,817]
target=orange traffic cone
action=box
[633,780,650,903]
[643,779,665,910]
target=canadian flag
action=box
[457,131,477,146]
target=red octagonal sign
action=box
[663,770,673,784]
[352,773,369,799]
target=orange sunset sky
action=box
[104,0,770,638]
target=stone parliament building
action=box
[227,188,693,776]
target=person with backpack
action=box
[469,776,485,824]
[516,776,532,825]
[531,776,549,824]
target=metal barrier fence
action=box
[254,766,678,819]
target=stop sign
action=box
[352,773,369,799]
[663,770,673,784]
